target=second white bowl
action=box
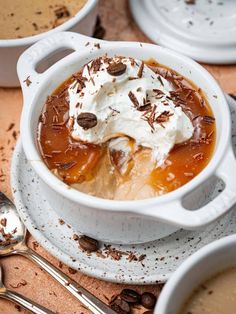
[155,234,236,314]
[0,0,98,87]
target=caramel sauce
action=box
[148,60,215,193]
[38,61,216,198]
[38,76,104,184]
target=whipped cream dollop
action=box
[68,56,194,165]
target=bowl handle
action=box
[141,146,236,229]
[17,31,102,99]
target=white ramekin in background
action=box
[0,0,98,87]
[16,31,236,244]
[155,234,236,314]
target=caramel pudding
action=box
[180,267,236,314]
[37,56,216,200]
[0,0,87,39]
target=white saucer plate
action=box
[11,95,236,284]
[130,0,236,64]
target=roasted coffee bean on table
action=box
[120,288,141,304]
[110,298,131,314]
[78,235,99,252]
[141,292,157,309]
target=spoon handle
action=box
[17,247,115,314]
[0,289,55,314]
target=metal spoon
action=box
[0,264,54,314]
[0,192,115,314]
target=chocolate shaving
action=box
[51,125,63,131]
[138,104,152,112]
[52,105,59,116]
[157,76,164,86]
[143,104,157,130]
[137,61,144,78]
[23,76,32,87]
[32,241,39,251]
[200,98,205,107]
[185,0,196,4]
[12,131,18,141]
[202,116,215,124]
[58,161,77,170]
[128,91,139,108]
[90,76,95,86]
[10,280,27,289]
[58,219,65,225]
[94,43,101,49]
[156,111,173,123]
[6,123,15,132]
[14,305,22,312]
[76,78,86,92]
[109,106,120,116]
[68,267,77,274]
[153,89,165,95]
[91,58,102,72]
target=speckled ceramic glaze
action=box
[17,32,236,244]
[11,95,236,284]
[130,0,236,64]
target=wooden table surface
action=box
[0,1,236,313]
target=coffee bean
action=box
[110,298,130,314]
[120,289,140,304]
[107,62,127,76]
[77,112,97,130]
[141,292,157,309]
[78,235,99,252]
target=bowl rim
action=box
[0,0,98,47]
[155,234,236,313]
[20,39,231,212]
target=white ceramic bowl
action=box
[17,31,236,244]
[0,0,98,87]
[155,234,236,314]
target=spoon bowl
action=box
[0,192,26,255]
